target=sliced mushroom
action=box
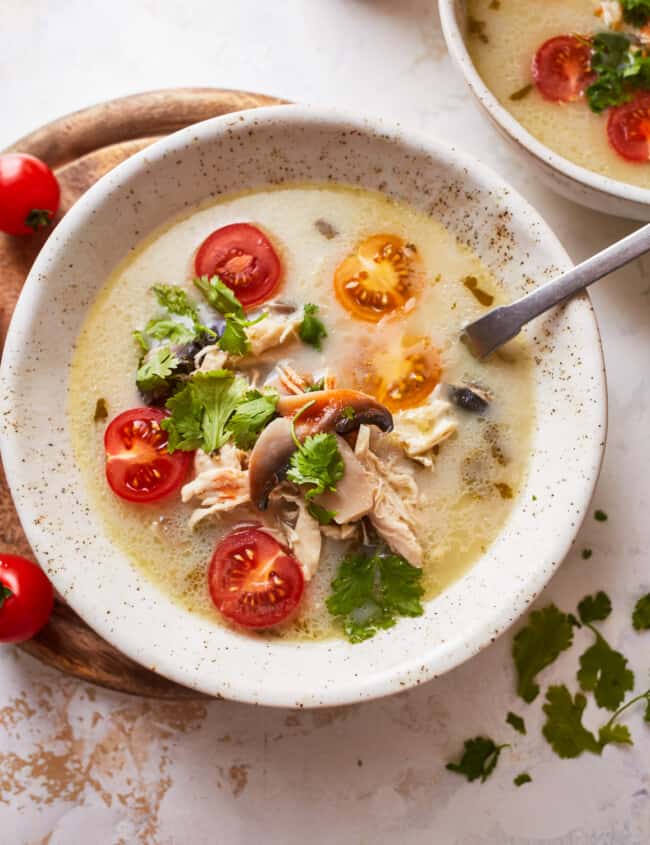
[248,390,393,510]
[277,389,393,436]
[248,417,296,510]
[447,384,491,414]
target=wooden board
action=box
[0,88,286,699]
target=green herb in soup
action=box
[68,185,535,642]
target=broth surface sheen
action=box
[68,184,535,641]
[467,0,650,189]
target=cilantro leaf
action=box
[133,329,149,352]
[0,583,13,609]
[645,699,650,723]
[306,377,325,392]
[136,346,180,396]
[622,0,650,26]
[326,550,424,643]
[577,632,634,712]
[193,275,266,356]
[578,591,612,624]
[145,315,198,345]
[162,369,248,453]
[152,284,201,320]
[446,737,509,783]
[512,605,574,703]
[298,303,327,350]
[226,389,278,449]
[194,274,244,318]
[598,721,633,748]
[632,593,650,631]
[287,432,344,500]
[542,685,602,759]
[506,712,526,735]
[587,33,636,114]
[513,773,532,787]
[307,502,337,525]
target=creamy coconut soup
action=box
[467,0,650,185]
[69,184,534,642]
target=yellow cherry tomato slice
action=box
[357,336,441,413]
[334,234,421,323]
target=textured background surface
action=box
[1,1,649,843]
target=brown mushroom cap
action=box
[248,389,393,510]
[277,389,393,436]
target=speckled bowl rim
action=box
[0,105,607,707]
[438,0,650,210]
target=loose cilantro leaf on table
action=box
[506,712,526,735]
[0,584,13,609]
[326,550,424,643]
[645,699,650,723]
[512,605,574,703]
[622,0,650,26]
[578,591,612,624]
[598,689,650,748]
[446,737,509,783]
[576,592,634,711]
[298,303,327,350]
[577,632,634,712]
[162,369,248,453]
[594,508,609,522]
[632,593,650,630]
[513,773,532,787]
[226,389,279,450]
[194,275,266,357]
[542,685,601,759]
[136,346,180,396]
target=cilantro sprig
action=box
[226,389,279,450]
[622,0,650,27]
[136,346,180,399]
[162,369,249,453]
[587,32,650,114]
[137,284,215,349]
[286,401,344,500]
[194,275,267,356]
[298,303,327,350]
[326,549,424,643]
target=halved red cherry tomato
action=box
[208,527,304,628]
[104,407,192,503]
[356,336,441,412]
[194,223,282,308]
[607,93,650,162]
[532,35,595,103]
[0,153,60,236]
[0,554,54,643]
[334,234,422,323]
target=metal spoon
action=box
[462,224,650,359]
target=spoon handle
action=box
[463,223,650,358]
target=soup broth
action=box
[68,184,535,641]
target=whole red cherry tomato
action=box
[0,554,54,643]
[0,153,60,236]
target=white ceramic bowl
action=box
[0,105,606,707]
[439,0,650,220]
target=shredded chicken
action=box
[264,363,338,395]
[269,485,322,580]
[194,345,228,372]
[315,436,375,524]
[595,1,622,28]
[320,522,359,541]
[181,445,249,528]
[392,384,457,467]
[246,311,302,357]
[275,362,309,394]
[355,426,423,567]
